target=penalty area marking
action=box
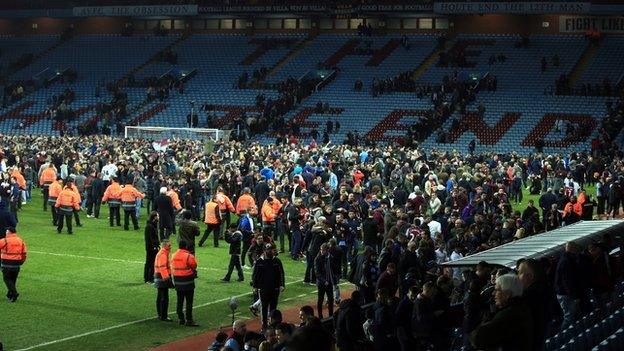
[14,277,306,351]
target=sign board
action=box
[434,2,590,14]
[73,5,198,17]
[198,4,432,14]
[560,16,624,33]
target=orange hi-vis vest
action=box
[39,167,56,187]
[262,199,277,223]
[154,247,171,285]
[204,201,220,225]
[69,184,81,203]
[55,187,81,213]
[11,170,26,190]
[236,194,256,215]
[48,180,62,204]
[120,185,145,209]
[171,249,197,287]
[102,181,122,207]
[167,190,182,210]
[0,232,27,269]
[216,192,236,212]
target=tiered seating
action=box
[0,34,178,134]
[545,282,624,351]
[578,37,624,86]
[0,32,615,153]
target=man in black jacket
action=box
[155,187,175,240]
[144,211,160,284]
[470,274,533,351]
[87,171,104,219]
[519,258,557,351]
[221,224,244,282]
[335,290,367,351]
[555,242,583,329]
[396,286,417,351]
[178,210,200,254]
[252,243,285,329]
[314,243,339,318]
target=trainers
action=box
[220,278,230,283]
[86,214,94,218]
[249,305,259,317]
[237,277,244,282]
[185,321,199,327]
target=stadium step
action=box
[122,33,191,82]
[265,31,318,78]
[412,37,451,81]
[366,38,401,67]
[129,103,169,126]
[568,38,604,87]
[323,38,360,67]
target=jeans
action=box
[156,287,169,320]
[259,289,279,328]
[557,294,580,329]
[135,198,142,219]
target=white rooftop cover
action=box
[441,220,624,269]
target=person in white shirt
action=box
[426,217,442,237]
[101,160,117,185]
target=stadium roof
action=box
[441,220,624,269]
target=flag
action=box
[152,138,169,152]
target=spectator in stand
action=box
[555,241,583,329]
[470,274,533,350]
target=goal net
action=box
[124,126,230,142]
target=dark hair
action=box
[148,211,158,222]
[229,223,238,230]
[520,258,545,282]
[299,305,314,316]
[215,331,228,343]
[287,326,332,351]
[179,240,189,250]
[182,210,192,220]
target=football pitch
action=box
[1,193,320,351]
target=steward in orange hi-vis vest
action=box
[102,178,122,227]
[154,240,173,321]
[120,180,145,231]
[55,180,81,235]
[171,241,198,326]
[0,228,27,302]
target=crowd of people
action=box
[0,132,622,350]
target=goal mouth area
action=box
[124,126,231,142]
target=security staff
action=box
[154,239,173,322]
[0,228,27,302]
[48,178,63,226]
[68,180,83,227]
[39,164,57,211]
[102,177,122,227]
[251,243,285,330]
[172,241,199,326]
[200,196,221,248]
[120,180,145,231]
[55,180,81,234]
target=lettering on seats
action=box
[448,112,520,145]
[323,38,402,67]
[365,109,431,143]
[240,38,296,66]
[521,113,596,147]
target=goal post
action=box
[124,126,231,142]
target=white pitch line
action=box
[28,250,300,279]
[15,278,306,351]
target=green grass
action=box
[3,186,593,350]
[2,193,325,351]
